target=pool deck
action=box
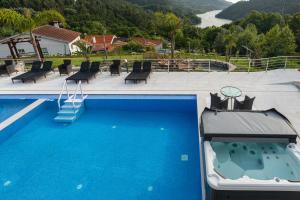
[0,69,299,134]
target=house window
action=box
[18,49,25,54]
[41,48,49,55]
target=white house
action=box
[0,25,81,58]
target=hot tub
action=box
[200,108,300,200]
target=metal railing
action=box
[229,56,300,72]
[57,80,87,112]
[58,80,70,110]
[1,56,299,73]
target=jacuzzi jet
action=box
[249,150,255,155]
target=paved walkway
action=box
[0,69,299,133]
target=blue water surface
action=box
[0,99,34,122]
[0,97,201,200]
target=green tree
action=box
[289,13,300,51]
[122,41,144,53]
[236,24,263,58]
[154,12,182,58]
[74,41,93,61]
[263,25,296,57]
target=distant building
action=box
[0,25,81,58]
[83,35,118,52]
[131,37,163,52]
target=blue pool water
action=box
[0,96,201,200]
[0,99,34,122]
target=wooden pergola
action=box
[1,34,44,61]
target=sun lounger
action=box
[22,61,54,83]
[66,61,99,83]
[125,61,143,84]
[11,61,42,83]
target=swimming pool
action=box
[0,99,34,122]
[0,96,202,200]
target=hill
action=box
[128,0,231,13]
[217,0,300,20]
[0,0,155,36]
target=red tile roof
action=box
[33,25,81,43]
[82,35,117,52]
[132,37,162,46]
[83,35,116,45]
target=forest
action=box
[217,0,300,20]
[0,0,300,59]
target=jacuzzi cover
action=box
[200,108,298,142]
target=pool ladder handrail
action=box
[57,80,87,112]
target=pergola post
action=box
[7,42,17,60]
[35,36,44,61]
[11,39,20,58]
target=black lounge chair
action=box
[12,61,42,83]
[110,60,121,75]
[66,61,98,83]
[0,60,17,76]
[22,61,54,83]
[125,62,142,84]
[142,61,152,75]
[58,59,73,76]
[234,95,255,110]
[125,61,152,84]
[89,62,101,77]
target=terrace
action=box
[0,62,299,132]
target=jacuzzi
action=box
[200,108,300,200]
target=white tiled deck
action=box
[0,69,300,133]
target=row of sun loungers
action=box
[9,60,152,84]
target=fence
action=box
[1,56,299,73]
[229,56,300,72]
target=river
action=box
[196,10,232,28]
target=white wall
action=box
[154,43,163,52]
[0,35,80,58]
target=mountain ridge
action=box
[217,0,300,20]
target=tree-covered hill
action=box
[128,0,231,13]
[126,0,231,24]
[217,0,300,20]
[0,0,157,37]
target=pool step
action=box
[54,115,77,123]
[54,98,86,123]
